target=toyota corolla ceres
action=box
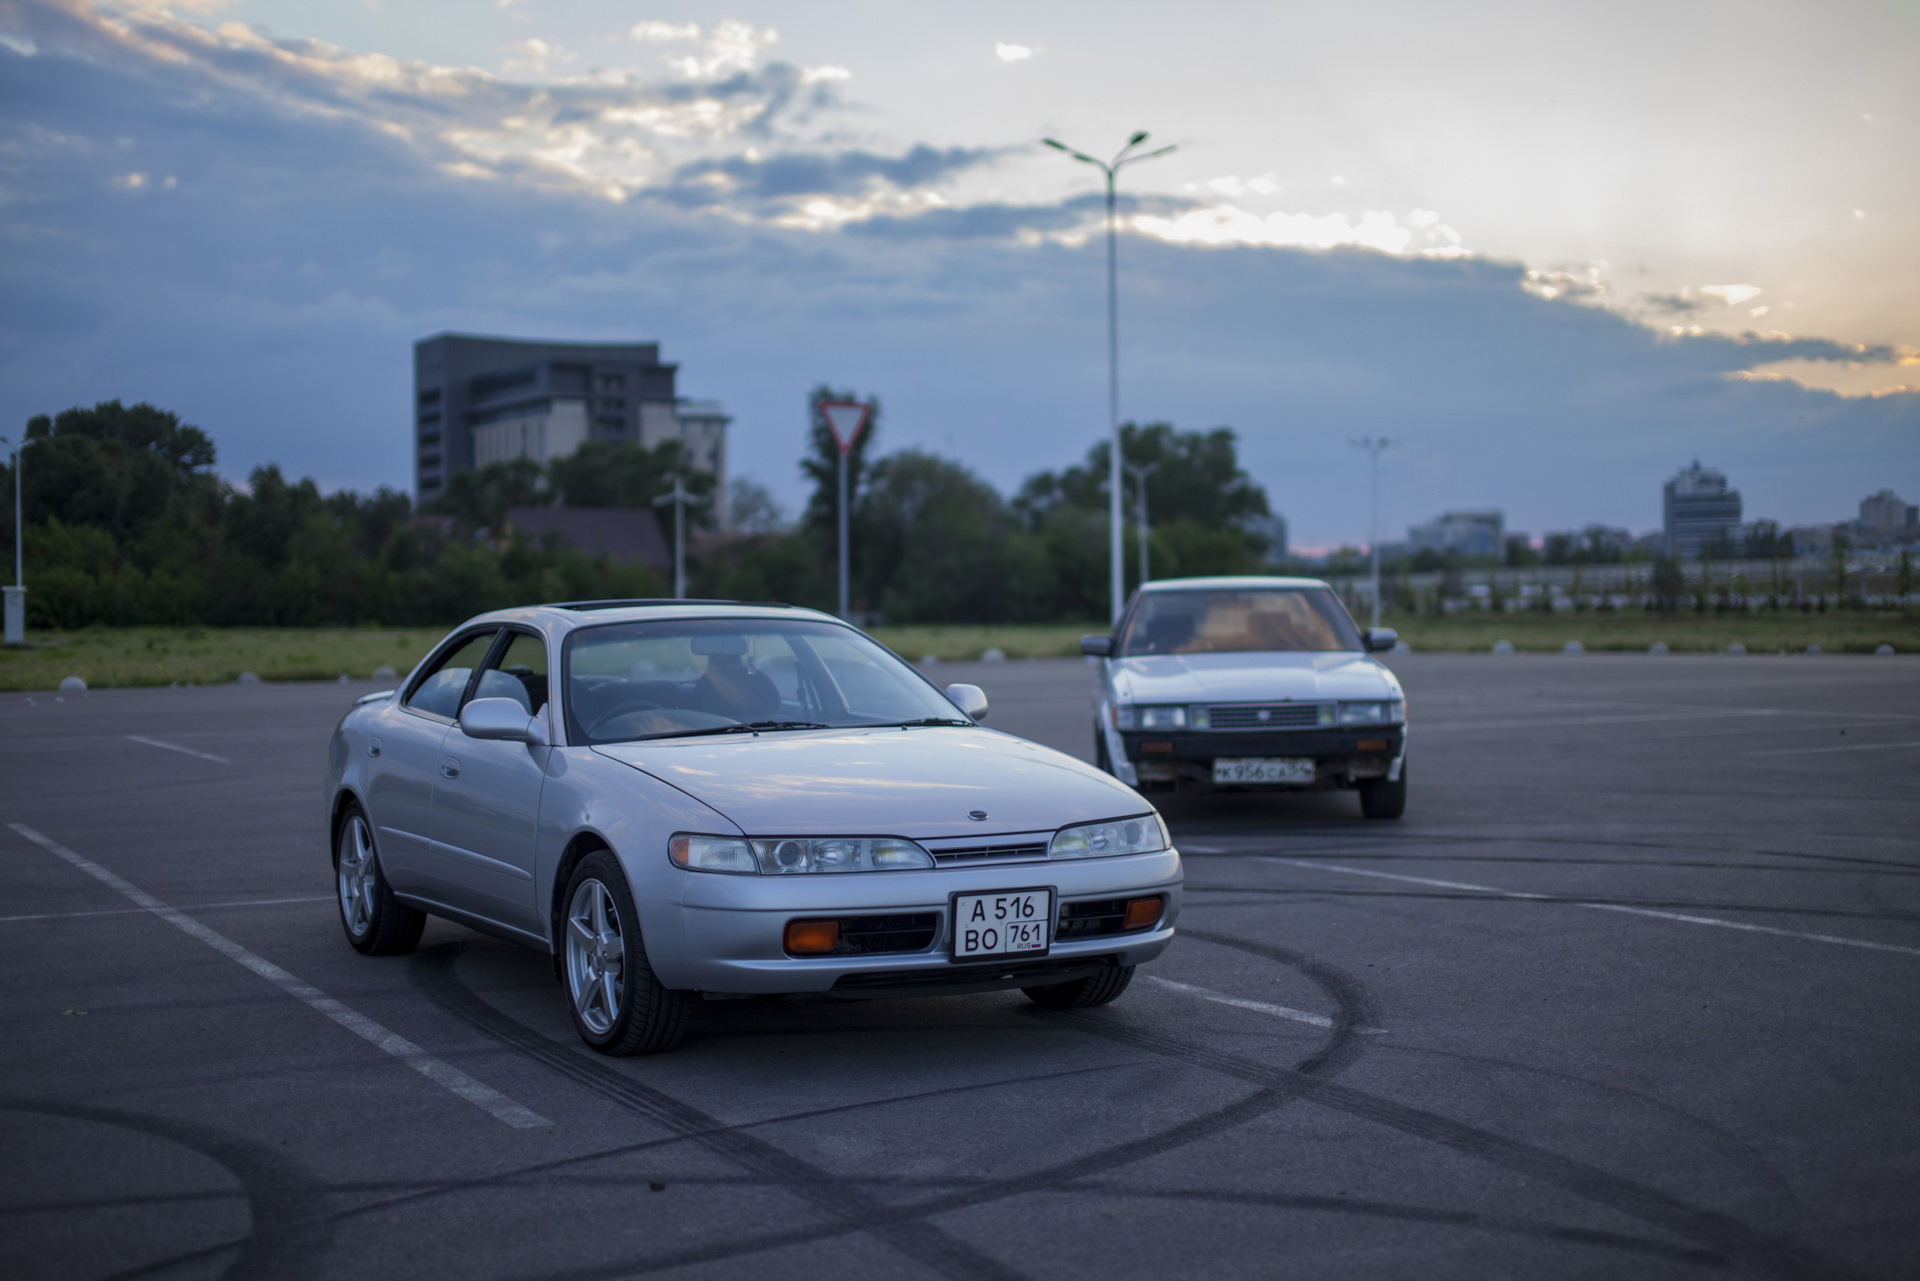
[326,601,1182,1054]
[1082,576,1409,818]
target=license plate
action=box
[952,889,1053,959]
[1213,757,1316,784]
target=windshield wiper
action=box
[634,720,834,741]
[884,717,974,727]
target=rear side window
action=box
[405,630,497,719]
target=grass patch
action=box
[0,627,444,692]
[1386,609,1919,654]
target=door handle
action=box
[440,757,460,779]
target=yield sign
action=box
[819,400,873,456]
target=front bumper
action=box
[668,847,1182,995]
[1121,728,1405,787]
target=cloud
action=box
[1131,205,1467,257]
[628,20,700,44]
[1699,283,1762,307]
[669,144,1002,204]
[994,42,1033,62]
[663,18,777,79]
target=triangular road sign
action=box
[819,400,872,456]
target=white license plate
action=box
[1213,757,1316,784]
[952,889,1053,959]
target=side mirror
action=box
[459,697,550,745]
[1079,634,1113,657]
[944,682,989,721]
[1364,628,1399,654]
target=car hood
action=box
[593,726,1147,839]
[1112,651,1401,705]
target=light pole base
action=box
[2,586,23,646]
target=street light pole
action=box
[1043,131,1175,625]
[1349,437,1393,629]
[1126,460,1159,589]
[1,434,24,645]
[652,475,691,599]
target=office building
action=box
[1858,489,1918,541]
[413,333,729,514]
[1408,510,1504,560]
[1662,461,1742,558]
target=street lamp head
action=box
[1042,138,1069,151]
[1127,130,1150,146]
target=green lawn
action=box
[3,609,1912,691]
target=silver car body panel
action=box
[326,602,1180,994]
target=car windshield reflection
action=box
[564,618,964,744]
[1117,588,1363,656]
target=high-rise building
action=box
[413,333,729,514]
[1408,510,1504,560]
[1858,489,1918,540]
[1662,461,1741,558]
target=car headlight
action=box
[750,837,936,874]
[669,834,758,874]
[1050,813,1171,860]
[1337,700,1405,725]
[1113,704,1185,730]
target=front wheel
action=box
[1358,763,1407,820]
[1024,965,1135,1009]
[335,803,425,955]
[562,851,692,1055]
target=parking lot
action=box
[3,653,1917,1280]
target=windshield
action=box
[563,617,966,744]
[1117,588,1363,656]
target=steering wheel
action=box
[584,692,664,739]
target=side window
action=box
[474,630,550,716]
[404,630,497,720]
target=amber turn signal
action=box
[1123,897,1163,930]
[1141,741,1174,753]
[784,919,840,954]
[1356,738,1389,752]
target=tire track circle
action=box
[1068,928,1860,1281]
[0,1098,334,1281]
[408,941,1025,1281]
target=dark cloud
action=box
[0,27,1911,543]
[1641,292,1705,315]
[667,143,1004,204]
[845,192,1196,241]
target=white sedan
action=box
[1083,576,1409,818]
[325,601,1182,1054]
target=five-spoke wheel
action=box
[565,878,626,1037]
[560,851,692,1054]
[333,802,424,955]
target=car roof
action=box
[1137,575,1332,593]
[458,599,845,638]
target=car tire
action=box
[561,850,691,1055]
[334,802,426,956]
[1023,964,1135,1009]
[1358,764,1407,820]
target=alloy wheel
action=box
[566,879,625,1035]
[336,815,377,938]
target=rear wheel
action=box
[334,803,425,955]
[562,851,691,1055]
[1023,965,1135,1009]
[1358,763,1407,820]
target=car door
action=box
[367,628,497,897]
[427,627,551,936]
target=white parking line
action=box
[1265,857,1920,959]
[1144,974,1370,1031]
[7,823,550,1129]
[0,895,332,924]
[126,735,231,764]
[1742,740,1920,757]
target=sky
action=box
[1,0,1915,547]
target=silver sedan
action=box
[325,601,1182,1053]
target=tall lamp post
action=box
[1126,460,1159,589]
[1348,437,1393,629]
[1,434,26,646]
[1043,131,1175,624]
[652,474,692,599]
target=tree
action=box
[426,458,543,533]
[1650,556,1684,612]
[1899,548,1913,609]
[1013,421,1269,533]
[1829,530,1852,606]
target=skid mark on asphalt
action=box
[1181,883,1920,927]
[6,823,550,1130]
[1745,739,1920,756]
[0,895,332,925]
[1263,857,1920,958]
[1142,974,1388,1034]
[124,734,232,764]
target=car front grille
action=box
[833,913,938,955]
[1204,702,1329,730]
[931,842,1049,865]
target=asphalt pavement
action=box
[2,653,1917,1280]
